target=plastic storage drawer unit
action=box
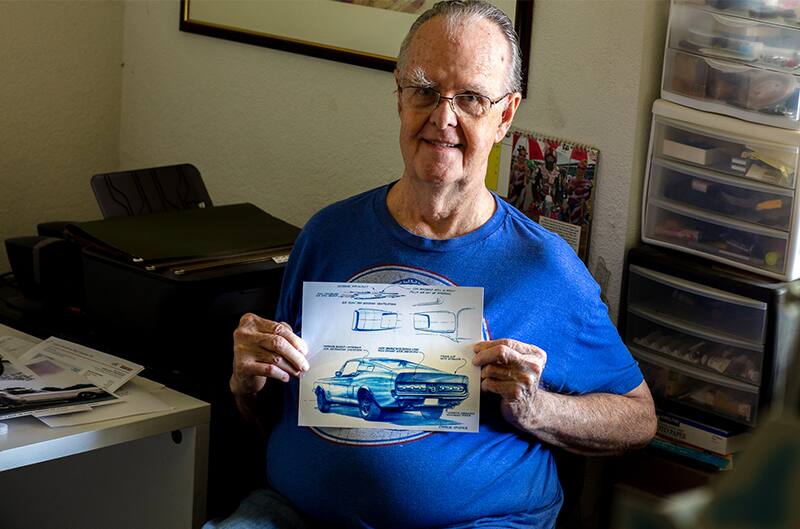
[663,1,800,128]
[622,246,800,430]
[643,99,800,280]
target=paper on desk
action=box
[299,282,483,433]
[36,378,173,427]
[0,334,38,361]
[1,350,120,421]
[19,337,143,393]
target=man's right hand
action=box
[231,313,310,396]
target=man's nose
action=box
[429,95,459,129]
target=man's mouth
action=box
[424,139,462,149]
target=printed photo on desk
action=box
[487,128,599,261]
[0,351,118,420]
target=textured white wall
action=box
[120,0,667,317]
[0,1,123,270]
[517,0,668,316]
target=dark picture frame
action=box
[179,0,534,97]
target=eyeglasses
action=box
[397,85,509,119]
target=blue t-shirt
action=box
[266,184,643,528]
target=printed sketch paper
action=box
[19,337,143,393]
[0,351,119,420]
[299,282,483,433]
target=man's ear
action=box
[495,92,522,143]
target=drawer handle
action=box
[629,265,769,309]
[703,55,757,73]
[627,304,765,351]
[710,12,760,30]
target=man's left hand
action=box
[472,339,547,432]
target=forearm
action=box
[522,387,656,456]
[231,376,268,439]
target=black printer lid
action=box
[66,203,300,266]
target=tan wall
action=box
[119,0,667,316]
[0,0,123,270]
[1,0,668,317]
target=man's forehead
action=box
[401,15,509,92]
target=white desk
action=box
[0,325,210,529]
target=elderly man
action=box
[219,1,656,528]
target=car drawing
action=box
[312,357,468,421]
[0,383,107,407]
[413,307,474,342]
[352,309,399,331]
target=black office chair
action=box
[90,163,212,218]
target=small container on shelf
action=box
[665,1,800,128]
[626,308,764,385]
[651,104,798,188]
[663,49,800,128]
[649,159,793,230]
[645,199,789,275]
[626,264,768,345]
[644,100,800,280]
[694,0,800,31]
[621,246,800,432]
[634,346,760,425]
[670,2,800,71]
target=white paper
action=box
[37,378,173,427]
[1,350,119,421]
[0,335,38,361]
[19,337,143,393]
[299,282,483,433]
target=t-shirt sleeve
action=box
[274,227,312,331]
[567,292,644,395]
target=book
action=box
[657,409,751,455]
[650,435,735,471]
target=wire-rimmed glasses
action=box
[397,85,510,119]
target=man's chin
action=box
[409,166,474,188]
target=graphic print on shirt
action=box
[309,265,489,446]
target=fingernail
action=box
[302,360,310,372]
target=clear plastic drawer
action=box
[627,265,768,344]
[626,309,764,385]
[643,199,789,275]
[677,0,800,35]
[662,48,800,128]
[651,115,798,188]
[634,347,760,425]
[648,158,793,230]
[670,2,800,73]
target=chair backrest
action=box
[91,163,212,218]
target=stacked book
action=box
[651,409,751,471]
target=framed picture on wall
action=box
[179,0,534,96]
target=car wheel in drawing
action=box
[358,391,383,421]
[421,408,443,420]
[315,387,331,413]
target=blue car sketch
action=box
[352,309,399,331]
[312,357,468,421]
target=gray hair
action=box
[396,0,523,94]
